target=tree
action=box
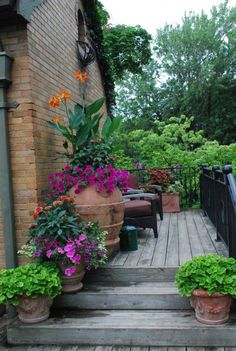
[153,1,236,143]
[113,116,236,170]
[113,60,161,131]
[103,25,152,80]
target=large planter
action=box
[16,295,52,324]
[162,192,180,213]
[59,262,85,293]
[190,289,232,325]
[71,185,124,257]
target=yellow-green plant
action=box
[175,254,236,297]
[0,262,61,306]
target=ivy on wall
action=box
[82,0,115,112]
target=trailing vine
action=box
[82,0,115,112]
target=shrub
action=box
[175,254,236,297]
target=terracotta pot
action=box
[16,295,52,324]
[70,185,125,257]
[162,192,180,213]
[190,289,232,325]
[59,262,85,293]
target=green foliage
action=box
[114,2,236,143]
[166,181,184,193]
[82,0,115,110]
[27,199,80,244]
[104,25,152,80]
[113,116,236,170]
[114,61,161,130]
[0,262,61,306]
[153,1,236,143]
[175,254,236,297]
[48,88,121,168]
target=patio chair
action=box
[123,193,158,238]
[127,173,163,220]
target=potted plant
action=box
[148,169,182,212]
[0,262,61,324]
[19,196,107,293]
[47,71,130,255]
[175,254,236,325]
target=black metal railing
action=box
[127,166,200,208]
[200,165,236,258]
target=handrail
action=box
[227,173,236,209]
[200,165,236,258]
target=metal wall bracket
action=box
[0,101,18,109]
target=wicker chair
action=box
[127,173,163,220]
[123,193,158,238]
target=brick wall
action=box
[0,24,36,267]
[0,0,107,268]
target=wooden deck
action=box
[1,346,236,351]
[108,209,228,267]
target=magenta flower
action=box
[46,250,53,258]
[71,254,81,264]
[57,247,64,254]
[79,234,86,241]
[64,266,76,276]
[48,164,130,198]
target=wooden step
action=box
[54,282,190,310]
[8,310,236,346]
[85,266,179,283]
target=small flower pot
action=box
[16,295,52,324]
[59,262,85,293]
[190,289,232,325]
[162,192,180,213]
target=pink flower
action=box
[64,266,76,277]
[66,250,75,258]
[57,247,64,254]
[46,250,53,258]
[79,234,86,241]
[71,254,81,264]
[64,165,71,171]
[64,243,75,252]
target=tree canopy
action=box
[114,1,236,144]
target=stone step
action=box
[85,266,179,283]
[54,282,190,310]
[8,310,236,346]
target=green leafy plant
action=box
[166,181,184,193]
[175,254,236,297]
[0,262,61,306]
[19,196,108,275]
[48,72,121,168]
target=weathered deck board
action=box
[107,209,228,268]
[1,347,236,351]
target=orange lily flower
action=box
[53,115,63,123]
[49,95,60,107]
[60,89,71,100]
[53,200,63,206]
[74,70,88,83]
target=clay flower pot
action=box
[162,192,180,213]
[59,262,86,293]
[71,185,124,257]
[16,295,53,324]
[190,289,232,325]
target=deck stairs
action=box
[7,265,236,346]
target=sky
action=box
[101,0,236,35]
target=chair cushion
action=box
[129,174,139,189]
[124,199,152,217]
